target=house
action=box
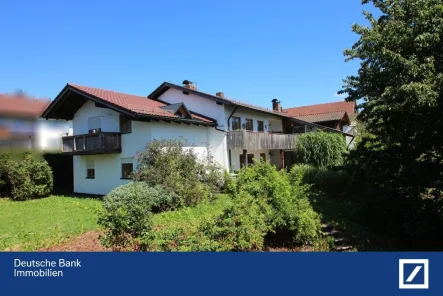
[42,81,354,196]
[283,101,358,147]
[0,92,71,151]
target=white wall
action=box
[73,100,120,135]
[158,88,227,129]
[73,154,131,195]
[71,100,228,195]
[224,105,283,133]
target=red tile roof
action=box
[293,111,347,123]
[68,84,214,123]
[283,101,356,117]
[0,93,51,118]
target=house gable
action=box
[42,84,216,126]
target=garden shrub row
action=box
[0,152,53,201]
[99,159,324,251]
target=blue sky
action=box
[0,0,371,108]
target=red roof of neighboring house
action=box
[283,101,356,118]
[45,84,214,124]
[293,111,348,123]
[0,93,51,118]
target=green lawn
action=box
[0,194,231,251]
[0,196,101,251]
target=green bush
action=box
[133,138,225,208]
[98,182,172,250]
[0,153,14,196]
[197,191,270,251]
[290,164,351,195]
[293,131,348,168]
[1,152,53,201]
[235,161,321,244]
[148,192,270,252]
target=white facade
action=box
[71,100,227,195]
[68,86,354,195]
[158,89,287,172]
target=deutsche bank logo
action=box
[399,259,429,289]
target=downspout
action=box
[214,106,238,132]
[227,106,238,131]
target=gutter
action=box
[226,106,238,132]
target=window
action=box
[88,116,102,134]
[245,119,253,131]
[231,116,241,131]
[257,120,264,132]
[247,154,254,165]
[293,126,306,134]
[86,159,95,179]
[240,154,245,168]
[121,158,133,179]
[260,153,266,162]
[120,115,132,133]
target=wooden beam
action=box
[280,149,284,170]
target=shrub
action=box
[98,182,172,250]
[133,138,225,208]
[0,153,14,196]
[293,131,348,168]
[197,191,270,251]
[150,191,269,252]
[290,164,351,196]
[235,161,321,244]
[2,152,53,201]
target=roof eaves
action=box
[134,113,216,126]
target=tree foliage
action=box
[339,0,443,250]
[293,131,348,168]
[340,0,443,196]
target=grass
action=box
[0,194,231,251]
[0,196,101,251]
[153,194,232,231]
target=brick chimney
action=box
[216,92,224,98]
[182,80,197,91]
[272,98,282,112]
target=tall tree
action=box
[341,0,443,196]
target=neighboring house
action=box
[42,81,354,196]
[0,92,71,151]
[283,101,358,147]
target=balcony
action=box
[62,132,121,155]
[227,130,298,150]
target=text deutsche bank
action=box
[13,259,81,278]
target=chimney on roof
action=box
[14,89,25,98]
[272,98,282,112]
[182,80,197,91]
[216,92,224,98]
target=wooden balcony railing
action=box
[227,130,298,150]
[62,132,121,155]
